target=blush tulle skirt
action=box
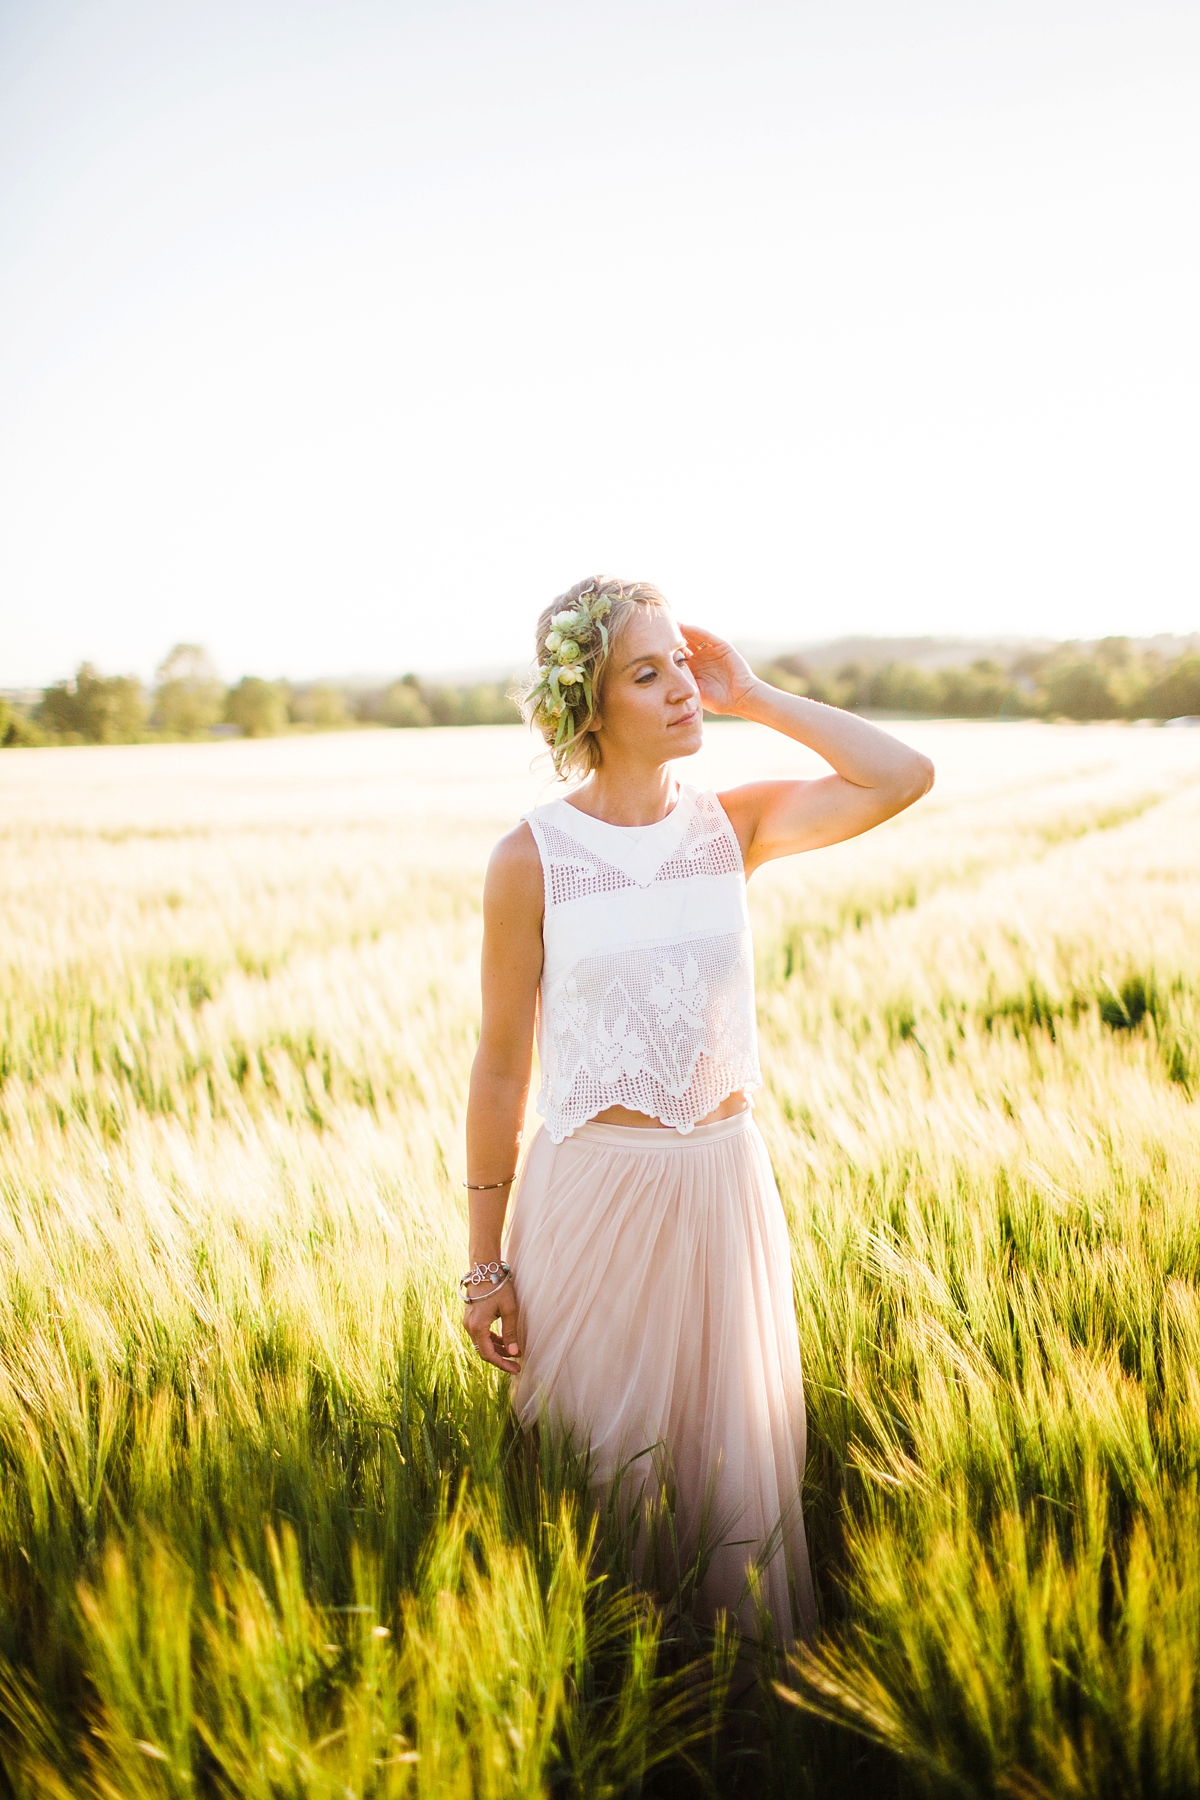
[505,1110,817,1646]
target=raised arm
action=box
[681,623,935,873]
[463,823,544,1372]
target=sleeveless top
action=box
[523,783,762,1141]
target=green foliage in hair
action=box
[524,584,614,767]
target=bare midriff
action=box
[592,1089,750,1129]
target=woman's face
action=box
[591,607,703,766]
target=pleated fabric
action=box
[505,1110,817,1646]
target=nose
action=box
[668,658,699,701]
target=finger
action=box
[487,1319,521,1367]
[481,1334,521,1373]
[677,621,722,650]
[498,1295,521,1360]
[469,1319,520,1372]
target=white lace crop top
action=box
[523,783,762,1141]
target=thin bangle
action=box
[462,1270,513,1305]
[463,1175,516,1190]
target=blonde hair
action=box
[521,575,670,780]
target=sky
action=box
[1,0,1197,687]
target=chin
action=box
[667,721,704,758]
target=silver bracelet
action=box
[459,1260,512,1305]
[463,1269,512,1306]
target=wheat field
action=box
[1,719,1198,1799]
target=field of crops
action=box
[1,719,1199,1798]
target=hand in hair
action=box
[678,624,760,718]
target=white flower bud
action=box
[551,610,576,628]
[544,631,562,653]
[559,664,585,685]
[556,640,580,663]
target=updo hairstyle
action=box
[521,575,669,780]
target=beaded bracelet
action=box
[459,1259,513,1305]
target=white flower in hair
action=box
[544,631,562,653]
[558,665,585,685]
[555,639,580,663]
[551,609,577,629]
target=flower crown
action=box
[526,584,613,756]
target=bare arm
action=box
[680,623,935,872]
[463,822,544,1373]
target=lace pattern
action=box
[543,933,758,1132]
[525,787,762,1139]
[538,798,742,908]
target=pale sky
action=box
[1,0,1197,686]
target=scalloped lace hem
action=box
[537,1069,763,1143]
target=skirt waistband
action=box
[562,1107,754,1150]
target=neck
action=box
[566,760,679,826]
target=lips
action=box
[669,708,699,729]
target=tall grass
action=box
[0,721,1198,1797]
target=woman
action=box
[461,577,933,1646]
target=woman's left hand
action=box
[679,623,761,717]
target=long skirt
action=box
[505,1109,817,1647]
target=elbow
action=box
[895,752,935,808]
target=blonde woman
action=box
[461,577,933,1646]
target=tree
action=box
[423,685,462,727]
[153,645,224,736]
[34,682,82,739]
[867,663,940,714]
[1039,661,1122,721]
[1141,654,1200,720]
[937,660,1015,719]
[225,677,289,737]
[767,654,831,704]
[0,700,42,744]
[1094,636,1134,671]
[289,684,346,729]
[75,666,147,741]
[455,683,522,726]
[832,662,870,711]
[35,665,147,742]
[380,679,432,728]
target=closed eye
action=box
[634,651,689,684]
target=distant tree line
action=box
[0,645,521,746]
[4,635,1199,748]
[756,637,1200,723]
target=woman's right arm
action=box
[463,823,544,1374]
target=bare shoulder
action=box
[480,824,544,1013]
[484,822,544,913]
